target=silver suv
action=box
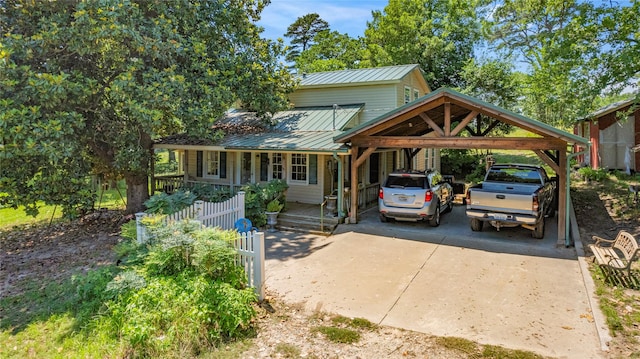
[378,170,454,227]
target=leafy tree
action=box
[485,0,639,127]
[295,30,366,73]
[0,0,295,216]
[284,13,329,63]
[457,58,520,137]
[363,0,487,89]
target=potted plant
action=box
[265,199,283,232]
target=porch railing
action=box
[153,175,239,195]
[342,183,380,216]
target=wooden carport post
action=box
[349,145,377,224]
[557,149,568,247]
[535,148,568,247]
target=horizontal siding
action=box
[286,182,324,204]
[290,85,398,124]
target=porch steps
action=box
[276,212,341,235]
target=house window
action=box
[291,153,307,182]
[272,153,283,179]
[413,88,419,100]
[404,86,411,104]
[205,151,220,178]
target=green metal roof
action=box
[587,97,638,120]
[297,64,421,88]
[334,87,589,146]
[270,104,363,131]
[222,131,348,152]
[219,104,363,152]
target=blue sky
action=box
[257,0,389,42]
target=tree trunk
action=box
[125,173,149,214]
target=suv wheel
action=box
[379,214,388,223]
[428,205,440,227]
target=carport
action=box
[334,87,590,246]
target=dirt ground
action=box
[1,184,639,358]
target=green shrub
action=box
[441,149,483,178]
[241,180,288,227]
[191,228,247,287]
[103,222,258,356]
[189,183,234,203]
[143,220,201,275]
[266,199,284,212]
[578,167,610,182]
[144,190,196,214]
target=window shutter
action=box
[309,154,318,184]
[196,151,203,177]
[220,152,227,179]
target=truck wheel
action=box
[428,205,440,227]
[443,200,453,213]
[546,205,556,218]
[470,218,483,231]
[532,218,545,239]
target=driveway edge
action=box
[570,200,612,353]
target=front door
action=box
[241,152,253,184]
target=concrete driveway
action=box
[263,205,607,359]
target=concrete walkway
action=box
[263,206,607,359]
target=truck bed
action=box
[467,182,540,215]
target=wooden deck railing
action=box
[153,175,238,195]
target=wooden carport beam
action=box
[534,149,560,174]
[350,136,566,151]
[451,110,479,137]
[419,113,444,137]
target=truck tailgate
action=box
[468,188,534,214]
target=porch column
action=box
[183,150,189,183]
[350,146,359,224]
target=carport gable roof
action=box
[334,87,589,150]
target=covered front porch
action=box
[152,174,380,235]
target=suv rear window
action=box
[385,175,427,189]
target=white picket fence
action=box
[135,191,265,299]
[165,191,246,228]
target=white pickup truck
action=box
[465,164,557,239]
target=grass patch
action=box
[274,342,301,358]
[0,204,63,228]
[436,336,480,356]
[435,336,545,358]
[0,181,127,229]
[0,267,123,358]
[330,315,378,331]
[482,344,544,358]
[312,326,360,344]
